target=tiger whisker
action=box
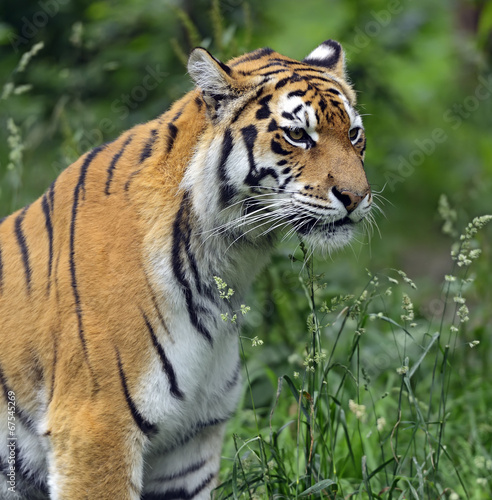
[201,200,291,239]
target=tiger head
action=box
[186,40,372,252]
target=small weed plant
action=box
[215,200,492,499]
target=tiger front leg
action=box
[46,403,147,500]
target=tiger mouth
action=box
[296,215,353,235]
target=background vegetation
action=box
[1,0,491,498]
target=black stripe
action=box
[329,98,342,109]
[280,175,293,189]
[361,137,367,156]
[270,58,328,71]
[167,123,178,153]
[70,145,107,368]
[223,360,241,393]
[230,86,264,124]
[218,128,236,207]
[145,275,172,336]
[152,458,208,483]
[240,125,258,167]
[124,168,142,192]
[208,92,227,104]
[258,68,289,77]
[251,167,279,186]
[46,181,57,294]
[255,94,272,120]
[106,134,133,195]
[305,74,338,86]
[275,76,291,89]
[244,61,285,73]
[164,416,230,455]
[268,118,278,132]
[115,348,157,437]
[171,193,213,344]
[142,312,184,400]
[41,193,54,293]
[140,129,158,163]
[230,47,274,67]
[183,220,207,299]
[170,96,192,122]
[305,104,311,128]
[241,125,260,186]
[230,100,250,124]
[48,179,55,212]
[142,473,215,500]
[216,58,232,76]
[288,89,307,98]
[292,104,303,116]
[172,107,184,122]
[14,205,32,294]
[194,96,203,110]
[271,138,292,156]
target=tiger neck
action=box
[177,132,275,298]
[174,188,272,304]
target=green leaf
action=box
[298,478,336,496]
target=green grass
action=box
[216,211,492,499]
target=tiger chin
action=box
[0,40,371,499]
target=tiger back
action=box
[0,40,371,499]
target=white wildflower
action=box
[397,366,409,375]
[457,304,469,323]
[349,400,367,422]
[251,336,263,347]
[376,417,386,432]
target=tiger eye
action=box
[288,128,304,141]
[349,127,360,141]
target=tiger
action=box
[0,39,371,499]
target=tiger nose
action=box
[332,187,364,213]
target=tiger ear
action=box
[188,47,236,117]
[302,40,346,80]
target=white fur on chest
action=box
[135,283,242,451]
